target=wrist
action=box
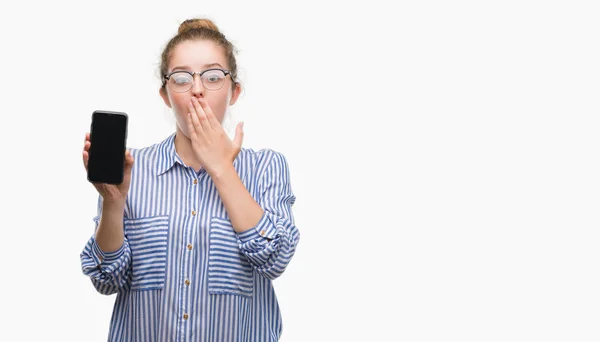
[102,198,126,215]
[209,163,236,182]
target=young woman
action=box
[80,18,300,342]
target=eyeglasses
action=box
[163,68,232,92]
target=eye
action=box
[173,75,192,84]
[204,71,225,83]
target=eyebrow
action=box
[171,63,224,71]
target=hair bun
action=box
[178,18,220,35]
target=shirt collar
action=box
[156,133,181,176]
[156,132,245,176]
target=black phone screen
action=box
[87,110,128,184]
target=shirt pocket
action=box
[124,215,170,291]
[208,217,254,297]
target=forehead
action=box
[169,39,228,71]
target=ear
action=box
[228,82,242,106]
[159,87,172,108]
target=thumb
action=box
[233,122,244,148]
[124,150,134,173]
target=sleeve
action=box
[80,195,132,295]
[236,151,300,280]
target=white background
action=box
[0,0,599,341]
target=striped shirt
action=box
[80,133,300,342]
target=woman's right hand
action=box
[82,132,135,203]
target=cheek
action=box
[206,94,230,121]
[170,95,191,117]
[210,101,226,119]
[167,95,190,132]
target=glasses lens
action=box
[202,70,226,90]
[168,72,193,92]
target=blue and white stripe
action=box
[80,132,300,341]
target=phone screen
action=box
[87,111,128,184]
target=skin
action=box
[83,39,264,254]
[159,39,242,174]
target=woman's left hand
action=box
[187,97,244,177]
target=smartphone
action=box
[87,110,129,184]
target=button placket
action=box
[180,174,199,327]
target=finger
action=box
[198,98,221,130]
[124,150,134,172]
[192,97,213,131]
[188,100,204,138]
[233,122,244,148]
[83,135,91,170]
[186,110,198,140]
[82,150,89,171]
[124,149,132,163]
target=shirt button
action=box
[260,230,266,236]
[187,244,192,250]
[185,279,190,286]
[183,313,189,320]
[193,179,198,185]
[191,210,196,216]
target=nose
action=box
[191,74,204,97]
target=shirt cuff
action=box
[236,211,276,243]
[90,238,127,266]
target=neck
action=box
[174,128,202,172]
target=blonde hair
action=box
[159,18,239,91]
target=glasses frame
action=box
[163,68,233,92]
